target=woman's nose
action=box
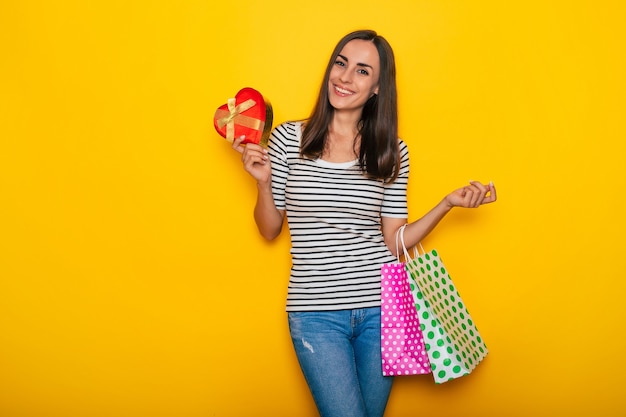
[339,69,353,83]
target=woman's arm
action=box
[253,179,285,240]
[232,136,285,240]
[382,181,497,256]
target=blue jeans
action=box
[287,307,394,417]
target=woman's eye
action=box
[334,60,345,67]
[358,68,369,76]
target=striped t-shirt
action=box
[269,121,409,312]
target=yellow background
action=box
[1,1,625,416]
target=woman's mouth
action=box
[334,85,354,96]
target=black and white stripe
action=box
[269,122,409,311]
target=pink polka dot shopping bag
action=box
[399,226,489,384]
[380,226,431,377]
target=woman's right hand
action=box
[232,135,272,184]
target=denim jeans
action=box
[287,307,394,417]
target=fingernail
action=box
[489,180,494,187]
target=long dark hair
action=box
[300,29,399,182]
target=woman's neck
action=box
[323,116,361,162]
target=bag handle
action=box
[398,224,426,262]
[394,224,407,263]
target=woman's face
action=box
[328,39,380,114]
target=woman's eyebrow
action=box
[337,54,374,70]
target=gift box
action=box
[213,87,273,147]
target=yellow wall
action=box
[1,1,625,416]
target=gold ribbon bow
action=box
[215,98,263,142]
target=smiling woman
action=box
[324,40,381,163]
[230,29,496,417]
[300,30,400,182]
[328,39,380,113]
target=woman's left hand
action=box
[445,181,497,208]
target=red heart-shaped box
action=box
[213,87,273,147]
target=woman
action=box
[232,29,496,417]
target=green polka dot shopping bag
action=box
[398,226,488,384]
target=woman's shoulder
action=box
[397,137,408,153]
[272,121,303,138]
[269,121,304,154]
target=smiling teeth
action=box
[335,86,353,94]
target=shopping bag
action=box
[380,226,431,377]
[399,228,488,384]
